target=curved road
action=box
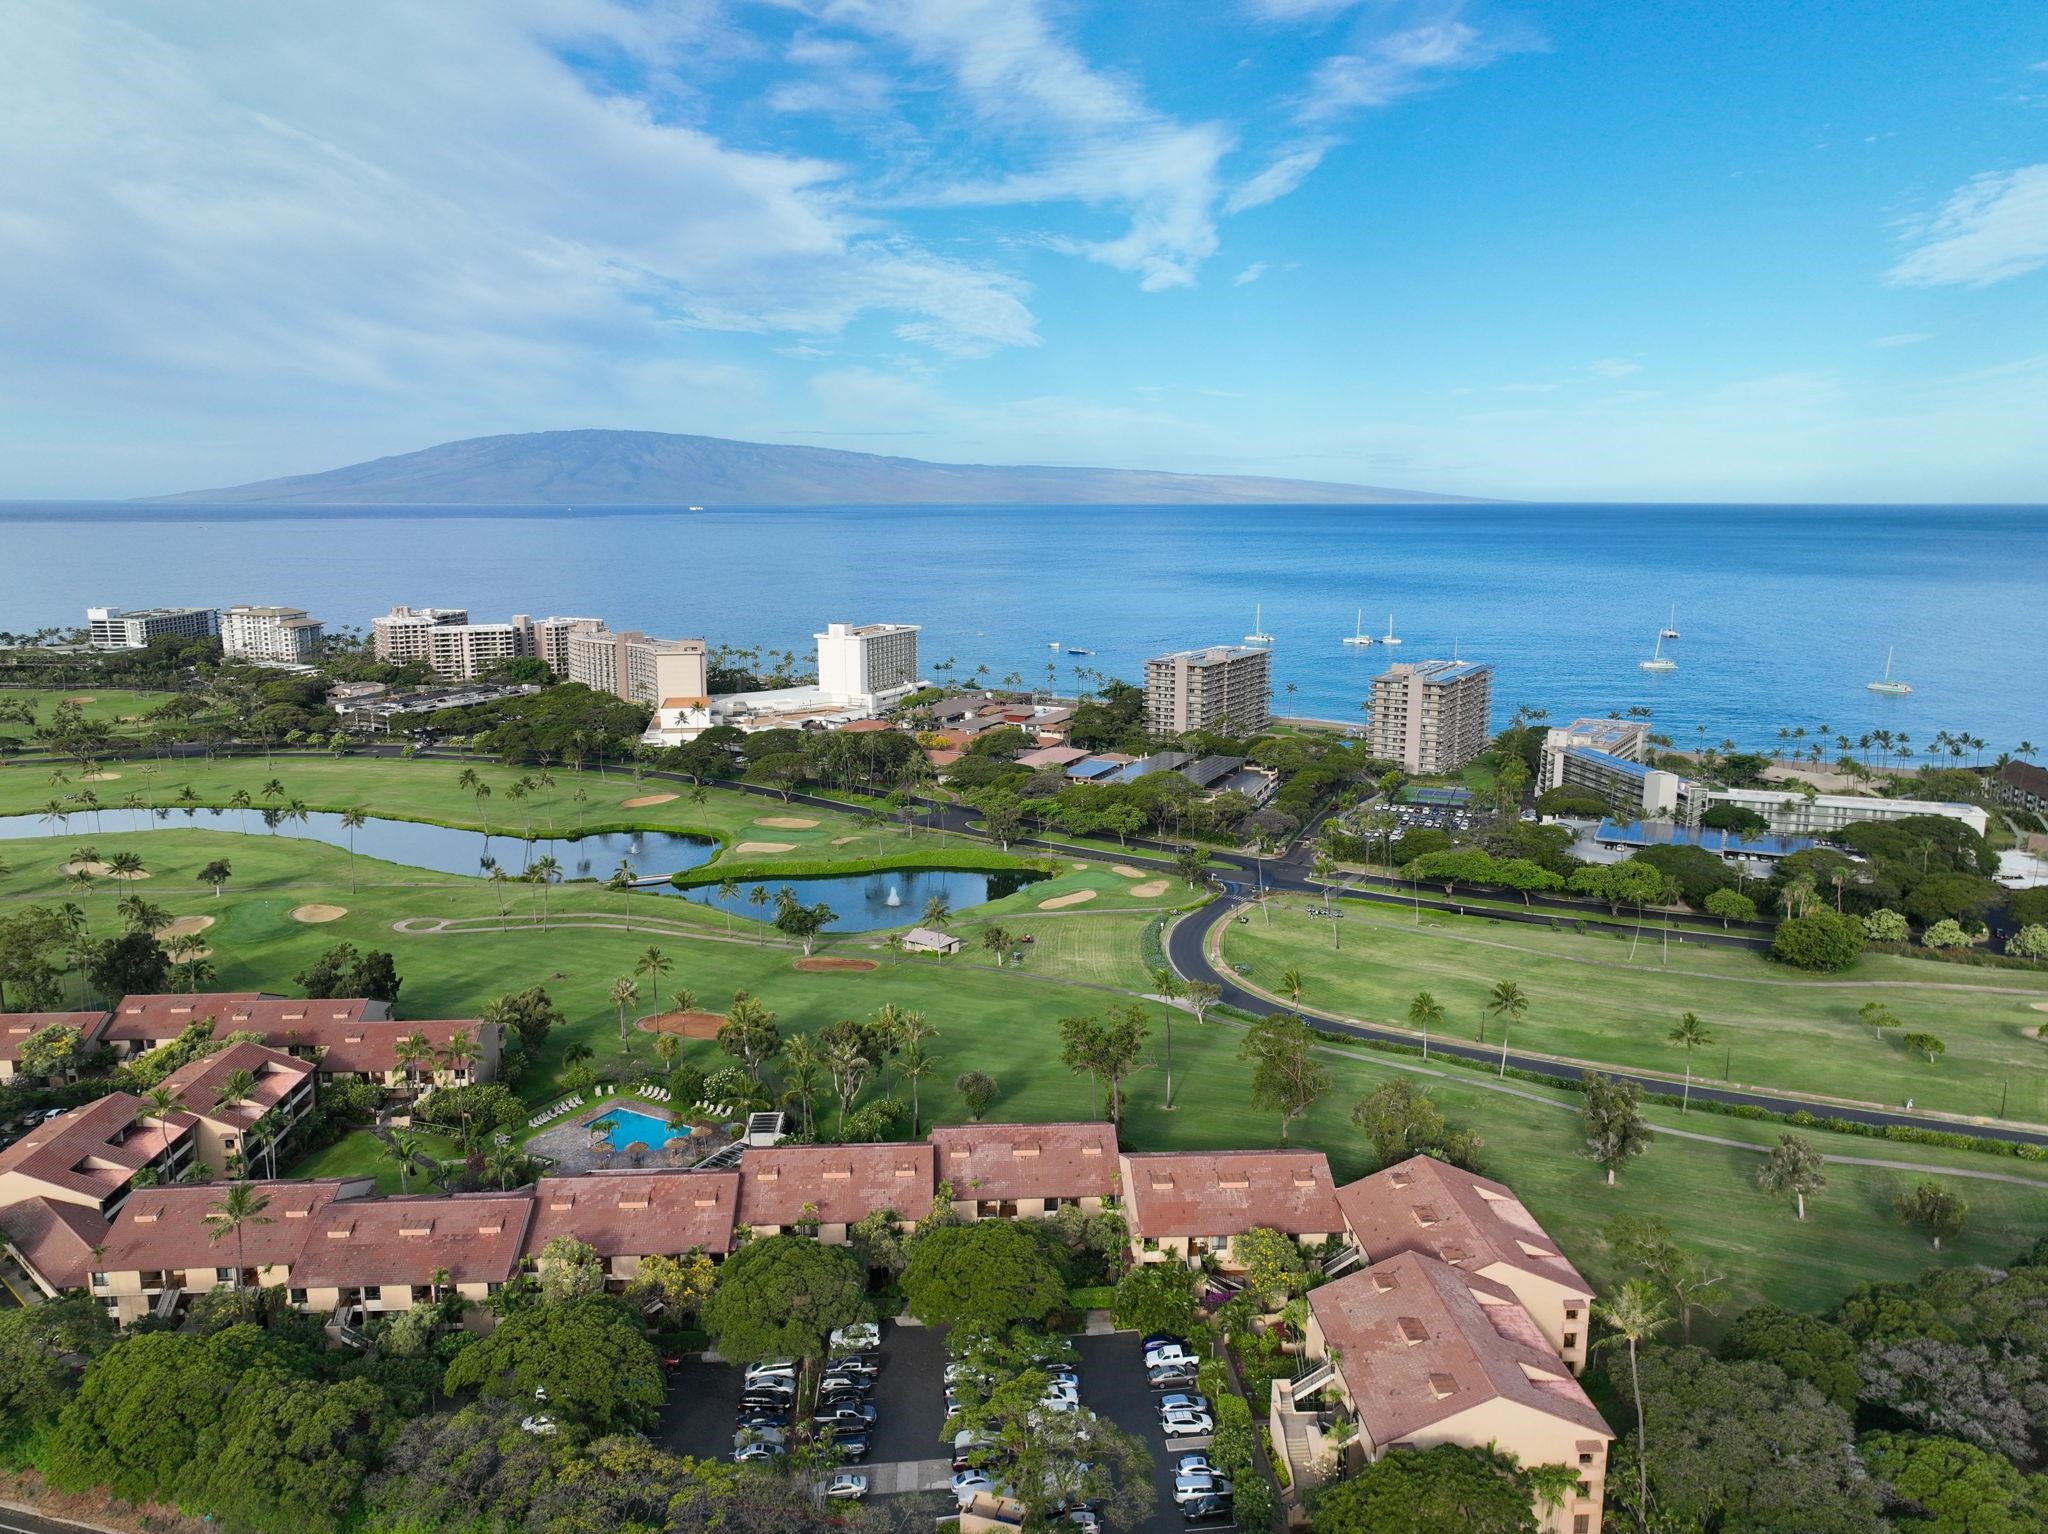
[1166,877,2048,1148]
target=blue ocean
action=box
[2,501,2042,750]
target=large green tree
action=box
[1307,1444,1537,1534]
[441,1295,662,1430]
[1112,1261,1199,1338]
[1719,1305,1863,1412]
[1858,1431,2048,1534]
[901,1220,1066,1330]
[1771,910,1866,972]
[698,1235,868,1363]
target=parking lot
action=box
[1073,1333,1237,1534]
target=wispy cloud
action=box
[1234,261,1272,285]
[1589,357,1643,378]
[1887,164,2048,287]
[1871,332,1935,348]
[1224,138,1337,214]
[1304,17,1526,122]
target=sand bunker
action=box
[1112,865,1147,878]
[79,771,122,782]
[1038,889,1099,910]
[2032,1003,2048,1015]
[60,861,149,880]
[795,956,878,973]
[63,696,95,705]
[754,816,819,829]
[621,792,678,808]
[639,1010,726,1038]
[1070,861,1088,871]
[290,904,347,923]
[831,836,861,846]
[732,841,796,855]
[1129,881,1169,897]
[154,915,215,941]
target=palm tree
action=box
[1596,1279,1672,1525]
[780,1035,822,1136]
[527,855,560,931]
[484,860,511,928]
[394,1031,437,1089]
[107,850,145,881]
[169,956,217,993]
[1408,990,1445,1062]
[716,876,742,935]
[140,1084,182,1132]
[1280,967,1303,1004]
[634,947,672,1020]
[610,977,640,1041]
[652,1032,682,1073]
[1665,1012,1710,1113]
[211,1068,258,1115]
[921,892,953,933]
[822,1033,873,1139]
[204,1182,274,1295]
[1486,979,1528,1077]
[746,882,771,940]
[340,807,367,892]
[260,777,285,802]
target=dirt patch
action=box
[1111,864,1147,878]
[1038,889,1098,910]
[620,792,678,808]
[1129,880,1169,897]
[754,815,819,829]
[1070,861,1089,871]
[60,861,149,880]
[290,903,348,923]
[795,956,878,973]
[154,915,216,941]
[639,1010,727,1038]
[832,836,861,846]
[731,840,796,855]
[2032,1002,2048,1015]
[79,771,122,782]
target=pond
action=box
[0,806,717,883]
[666,865,1047,932]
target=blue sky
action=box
[2,0,2044,500]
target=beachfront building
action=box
[1535,717,1685,818]
[1691,786,1988,839]
[564,626,708,706]
[1995,759,2048,819]
[372,606,536,679]
[1143,644,1272,736]
[85,605,218,649]
[816,621,922,711]
[370,605,468,665]
[1365,659,1494,775]
[219,603,323,663]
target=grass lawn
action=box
[0,687,199,736]
[1223,896,2048,1124]
[293,1129,463,1194]
[6,820,2046,1322]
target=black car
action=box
[1181,1492,1232,1524]
[818,1378,874,1400]
[1142,1333,1185,1350]
[824,1428,871,1461]
[735,1412,791,1432]
[738,1393,794,1413]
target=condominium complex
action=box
[1365,659,1494,774]
[219,604,323,663]
[1539,717,1682,818]
[85,606,218,649]
[564,627,708,706]
[1143,644,1272,736]
[1695,785,1988,838]
[371,606,487,672]
[816,621,921,710]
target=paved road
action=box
[1167,879,2048,1148]
[0,1504,123,1534]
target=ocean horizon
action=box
[6,499,2044,751]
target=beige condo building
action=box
[1143,644,1272,736]
[220,604,323,663]
[1366,658,1494,774]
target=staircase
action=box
[1292,1357,1336,1397]
[1322,1244,1363,1277]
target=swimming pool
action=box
[589,1105,687,1150]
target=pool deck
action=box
[525,1097,724,1174]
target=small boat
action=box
[688,505,705,512]
[1659,604,1680,640]
[1245,605,1274,645]
[1867,645,1911,695]
[1048,641,1061,649]
[1639,632,1676,672]
[1066,648,1093,655]
[1380,613,1403,646]
[1342,608,1375,646]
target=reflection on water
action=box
[669,866,1044,932]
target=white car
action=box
[952,1471,1009,1506]
[1159,1409,1215,1437]
[824,1472,869,1501]
[1143,1343,1194,1369]
[519,1413,558,1436]
[830,1322,881,1352]
[1158,1392,1209,1415]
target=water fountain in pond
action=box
[885,885,902,907]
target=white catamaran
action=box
[1867,646,1911,695]
[1245,605,1274,645]
[1640,631,1676,672]
[1342,608,1375,646]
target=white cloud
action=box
[1304,18,1520,121]
[1887,164,2048,287]
[1224,138,1337,214]
[1589,357,1643,378]
[1234,261,1272,285]
[1871,332,1935,348]
[1245,0,1363,21]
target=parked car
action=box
[1159,1409,1216,1436]
[1144,1343,1195,1370]
[952,1430,996,1472]
[745,1360,797,1380]
[1175,1454,1213,1477]
[1174,1472,1233,1505]
[732,1440,784,1464]
[830,1322,882,1352]
[1148,1365,1200,1390]
[1180,1492,1232,1523]
[1158,1393,1210,1416]
[519,1414,558,1436]
[824,1472,869,1501]
[736,1411,791,1432]
[824,1428,870,1461]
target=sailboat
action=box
[1867,646,1911,695]
[1659,604,1680,640]
[1639,632,1676,672]
[1380,613,1402,646]
[1342,608,1375,646]
[1245,605,1275,645]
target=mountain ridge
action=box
[151,428,1480,506]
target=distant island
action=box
[150,428,1478,507]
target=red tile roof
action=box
[104,993,382,1044]
[0,1012,110,1065]
[0,1094,191,1203]
[930,1122,1119,1204]
[1120,1150,1342,1240]
[286,1019,486,1076]
[1334,1156,1589,1297]
[158,1042,314,1130]
[1309,1251,1611,1447]
[293,1193,533,1289]
[527,1171,741,1258]
[0,1197,109,1290]
[99,1180,354,1275]
[738,1143,937,1229]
